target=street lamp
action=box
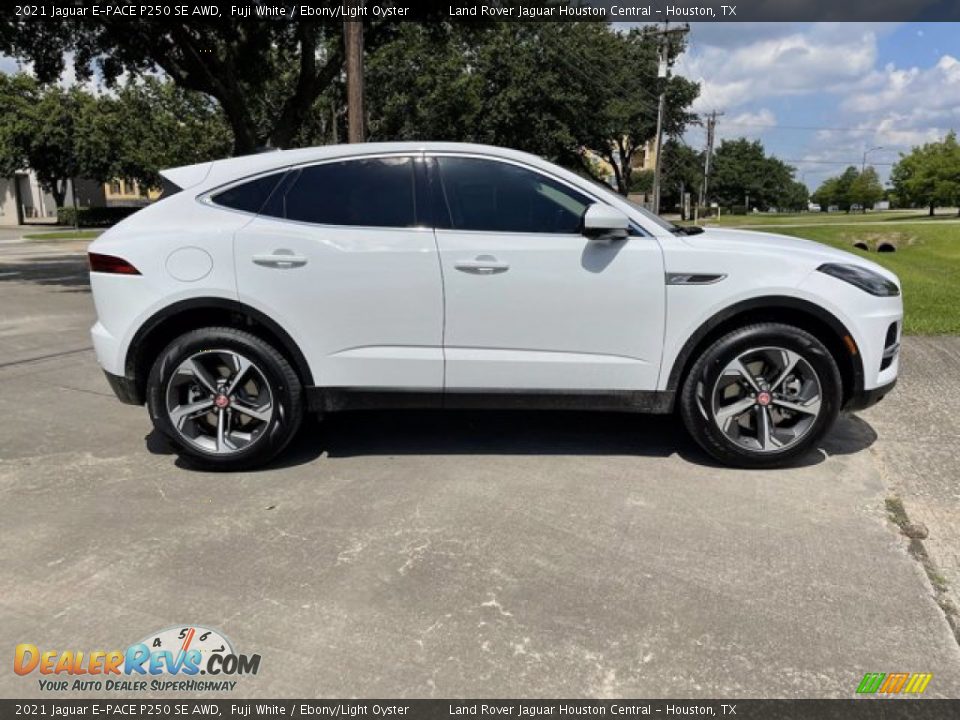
[862,146,884,173]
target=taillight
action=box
[88,253,141,275]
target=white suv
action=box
[88,143,902,470]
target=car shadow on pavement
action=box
[146,409,878,472]
[0,255,90,291]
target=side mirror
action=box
[582,203,629,240]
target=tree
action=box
[0,6,432,154]
[566,25,699,194]
[658,139,703,216]
[366,23,699,195]
[811,166,860,212]
[0,72,231,208]
[108,77,232,188]
[891,132,960,216]
[0,73,33,178]
[777,180,809,213]
[0,73,114,208]
[848,166,884,212]
[709,138,795,210]
[366,24,584,160]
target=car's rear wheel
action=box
[147,327,303,471]
[679,323,842,468]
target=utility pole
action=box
[344,5,365,143]
[699,110,723,212]
[647,21,689,215]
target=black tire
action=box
[679,323,842,468]
[147,327,304,471]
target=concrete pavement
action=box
[1,240,959,699]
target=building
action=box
[0,172,159,226]
[103,178,161,208]
[0,171,60,225]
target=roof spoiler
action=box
[158,161,214,193]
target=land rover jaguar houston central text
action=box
[87,143,902,470]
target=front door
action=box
[431,155,665,392]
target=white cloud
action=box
[716,109,778,141]
[678,24,882,111]
[843,55,960,115]
[675,22,960,189]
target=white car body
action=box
[88,142,902,467]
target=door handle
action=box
[454,255,509,274]
[252,251,308,269]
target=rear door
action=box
[230,154,444,389]
[431,155,665,392]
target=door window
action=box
[436,157,590,234]
[263,157,417,228]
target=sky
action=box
[2,21,958,191]
[665,22,960,189]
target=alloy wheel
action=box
[707,346,822,453]
[165,349,275,455]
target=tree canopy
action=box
[1,15,700,197]
[0,72,230,207]
[2,9,363,154]
[890,131,960,215]
[366,23,699,194]
[811,166,883,213]
[708,138,798,211]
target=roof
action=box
[160,142,554,193]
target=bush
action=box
[57,206,142,227]
[726,205,748,215]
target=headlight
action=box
[817,263,900,297]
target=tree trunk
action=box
[49,180,67,211]
[226,110,260,156]
[930,203,935,216]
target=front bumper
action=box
[845,377,897,412]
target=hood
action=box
[688,227,899,283]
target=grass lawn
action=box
[769,223,960,335]
[695,209,960,227]
[23,230,102,241]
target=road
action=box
[1,238,958,699]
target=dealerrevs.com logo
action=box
[14,625,260,692]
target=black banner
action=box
[5,1,960,23]
[4,700,960,719]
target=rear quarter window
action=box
[210,172,287,214]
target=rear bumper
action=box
[103,370,144,405]
[845,377,897,412]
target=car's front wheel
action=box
[679,323,842,468]
[147,327,304,471]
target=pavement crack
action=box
[887,495,960,647]
[0,346,93,369]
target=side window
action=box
[436,157,590,234]
[262,157,417,227]
[210,172,286,214]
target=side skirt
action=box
[306,388,675,415]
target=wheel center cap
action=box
[214,393,230,409]
[756,391,772,406]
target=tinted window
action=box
[264,157,416,227]
[211,172,286,213]
[436,157,590,233]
